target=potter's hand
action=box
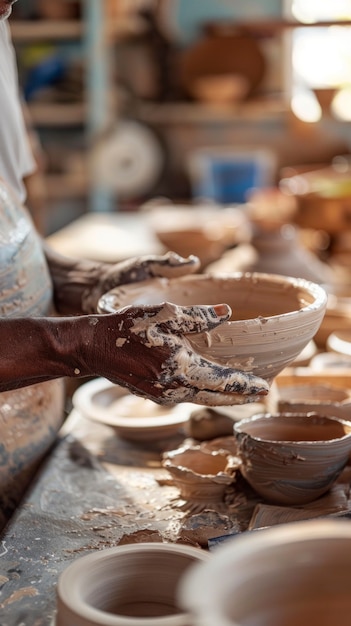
[44,243,200,315]
[81,251,200,314]
[85,302,269,406]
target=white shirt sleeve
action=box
[0,21,36,203]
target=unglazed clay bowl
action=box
[98,273,327,384]
[72,377,194,441]
[178,519,351,626]
[146,206,250,269]
[56,542,209,626]
[277,383,351,407]
[234,412,351,505]
[162,445,238,507]
[277,384,351,423]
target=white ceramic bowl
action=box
[72,377,194,441]
[98,272,327,384]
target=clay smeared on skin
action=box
[127,302,269,405]
[81,252,200,314]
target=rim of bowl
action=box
[57,542,209,626]
[98,272,328,321]
[233,411,351,445]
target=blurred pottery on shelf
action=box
[208,220,333,284]
[145,204,250,269]
[190,73,250,105]
[313,87,338,116]
[280,165,351,235]
[315,286,351,349]
[179,25,266,101]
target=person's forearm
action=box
[0,316,90,392]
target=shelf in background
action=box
[28,102,86,126]
[10,19,84,41]
[136,98,288,125]
[218,19,351,36]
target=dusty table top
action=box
[0,408,247,625]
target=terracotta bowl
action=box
[72,377,194,442]
[56,542,209,626]
[98,273,327,384]
[234,412,351,506]
[178,519,351,626]
[146,206,250,269]
[162,445,238,507]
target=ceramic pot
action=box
[178,25,266,101]
[162,445,238,508]
[98,273,327,385]
[208,222,333,284]
[147,205,249,270]
[234,412,351,505]
[178,519,351,626]
[55,542,209,626]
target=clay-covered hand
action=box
[83,302,270,406]
[45,244,201,315]
[81,251,200,314]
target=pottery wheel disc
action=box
[91,121,164,198]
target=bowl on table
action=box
[234,411,351,506]
[72,377,194,442]
[178,519,351,626]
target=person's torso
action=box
[0,179,52,316]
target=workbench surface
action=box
[2,395,351,625]
[0,406,247,625]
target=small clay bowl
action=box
[234,411,351,505]
[162,445,238,506]
[72,378,194,441]
[277,384,351,424]
[178,519,351,626]
[98,273,327,384]
[277,383,351,407]
[56,542,209,626]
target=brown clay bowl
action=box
[162,445,237,506]
[56,542,209,626]
[98,273,327,384]
[234,412,351,506]
[146,206,250,269]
